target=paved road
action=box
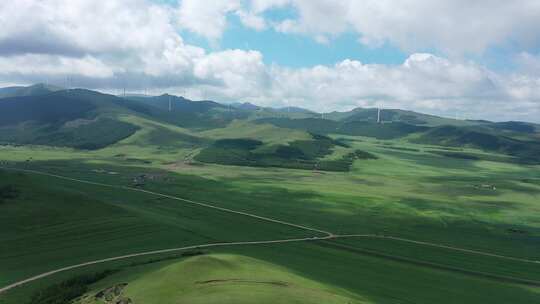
[0,167,538,294]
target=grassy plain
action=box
[0,121,539,303]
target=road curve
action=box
[0,235,338,294]
[1,167,539,294]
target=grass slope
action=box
[117,254,367,304]
[0,84,62,99]
[0,90,144,149]
[194,134,368,171]
[1,87,540,303]
[412,125,540,163]
[255,117,428,139]
[0,148,539,303]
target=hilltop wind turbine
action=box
[377,108,381,123]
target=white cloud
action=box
[250,0,291,13]
[273,0,349,41]
[344,0,540,55]
[177,0,241,40]
[235,10,267,31]
[515,52,540,77]
[0,54,114,78]
[0,0,539,122]
[245,0,540,55]
[251,54,539,122]
[0,0,178,56]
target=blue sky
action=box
[174,0,520,72]
[160,0,412,67]
[185,17,410,68]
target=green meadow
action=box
[1,88,540,303]
[1,120,539,303]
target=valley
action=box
[0,84,539,303]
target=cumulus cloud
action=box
[240,0,540,54]
[344,0,540,54]
[0,0,539,122]
[177,0,241,40]
[0,0,179,56]
[0,0,255,89]
[266,55,505,114]
[235,10,267,31]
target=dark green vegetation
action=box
[0,185,18,203]
[0,88,231,150]
[28,271,114,304]
[0,153,539,303]
[195,134,367,171]
[0,118,138,150]
[1,84,540,303]
[0,89,140,149]
[124,94,244,130]
[256,118,540,163]
[0,84,62,99]
[414,125,540,163]
[0,84,539,164]
[255,118,429,139]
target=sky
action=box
[0,1,540,122]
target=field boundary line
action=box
[0,236,334,294]
[1,167,539,294]
[320,237,540,287]
[1,167,332,237]
[335,235,540,264]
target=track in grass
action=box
[1,167,539,295]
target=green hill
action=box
[0,89,140,149]
[325,107,476,127]
[74,254,367,304]
[0,84,539,164]
[412,125,540,163]
[124,95,248,130]
[194,133,376,172]
[0,89,235,150]
[0,83,62,99]
[254,117,428,139]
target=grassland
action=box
[92,254,367,304]
[0,119,539,303]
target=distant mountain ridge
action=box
[0,83,63,98]
[0,84,538,163]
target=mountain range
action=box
[1,84,539,165]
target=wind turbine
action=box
[377,108,381,124]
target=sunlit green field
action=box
[1,119,539,303]
[82,254,367,304]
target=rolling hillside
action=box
[412,125,540,163]
[1,86,540,303]
[0,83,62,99]
[0,84,539,164]
[72,254,367,304]
[0,89,140,149]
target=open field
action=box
[1,129,539,303]
[92,254,367,304]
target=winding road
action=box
[0,167,539,294]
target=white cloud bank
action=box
[0,0,539,122]
[245,0,540,55]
